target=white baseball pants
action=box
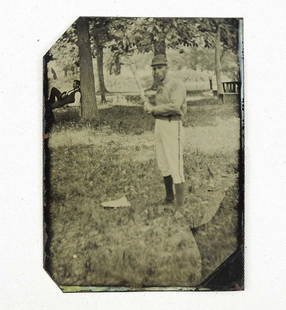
[154,119,185,184]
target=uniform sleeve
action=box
[169,81,186,109]
[151,80,186,116]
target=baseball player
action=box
[144,54,187,207]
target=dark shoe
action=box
[162,197,175,205]
[150,198,174,207]
[163,175,174,202]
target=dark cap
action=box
[151,54,168,66]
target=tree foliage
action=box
[193,18,240,97]
[47,17,241,101]
[50,23,79,68]
[196,18,239,51]
[49,17,240,67]
[104,18,204,57]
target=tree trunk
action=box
[153,37,166,56]
[94,32,107,104]
[51,67,57,80]
[215,25,223,104]
[76,17,98,120]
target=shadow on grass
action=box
[53,106,154,135]
[52,99,240,135]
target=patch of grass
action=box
[193,181,240,281]
[184,103,240,127]
[52,106,154,134]
[45,98,242,287]
[46,140,240,286]
[51,100,240,134]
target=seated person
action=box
[48,80,81,108]
[44,80,81,135]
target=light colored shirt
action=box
[67,91,81,107]
[153,76,187,117]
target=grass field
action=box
[44,99,242,288]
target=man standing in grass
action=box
[144,54,187,208]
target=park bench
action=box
[222,81,241,104]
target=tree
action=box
[105,17,136,74]
[76,17,98,120]
[91,17,138,102]
[90,18,112,104]
[51,67,57,80]
[49,24,79,77]
[106,18,202,89]
[50,18,110,105]
[126,18,201,56]
[197,18,240,102]
[215,24,224,100]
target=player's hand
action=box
[144,89,156,98]
[144,102,153,114]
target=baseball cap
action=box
[151,54,168,66]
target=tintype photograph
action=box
[43,17,244,292]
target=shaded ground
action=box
[50,99,240,132]
[193,182,241,281]
[45,101,242,288]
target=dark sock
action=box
[175,183,185,207]
[163,175,174,201]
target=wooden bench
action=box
[222,81,241,104]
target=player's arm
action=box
[149,83,186,116]
[150,103,181,115]
[144,89,156,113]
